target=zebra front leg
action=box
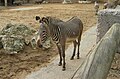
[61,44,66,71]
[56,44,62,66]
[70,41,77,60]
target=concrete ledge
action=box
[97,9,120,42]
[97,9,120,52]
[25,26,96,79]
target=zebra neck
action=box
[50,23,59,34]
[49,23,61,42]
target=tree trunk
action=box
[63,0,72,4]
[74,23,120,79]
[4,0,7,6]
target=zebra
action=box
[36,16,83,71]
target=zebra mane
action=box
[45,16,63,24]
[66,16,77,22]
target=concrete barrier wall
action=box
[74,23,120,79]
[97,9,120,52]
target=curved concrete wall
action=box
[97,9,120,52]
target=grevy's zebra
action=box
[36,16,83,71]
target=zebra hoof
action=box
[77,57,80,59]
[58,63,62,66]
[70,57,74,60]
[62,68,66,71]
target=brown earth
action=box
[0,3,119,79]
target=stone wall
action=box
[97,9,120,52]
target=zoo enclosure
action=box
[73,23,120,79]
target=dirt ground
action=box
[0,3,119,79]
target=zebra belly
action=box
[65,30,80,42]
[66,37,78,42]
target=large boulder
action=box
[1,35,25,54]
[0,23,36,54]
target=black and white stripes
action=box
[36,16,83,71]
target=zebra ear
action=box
[42,17,49,24]
[36,16,40,21]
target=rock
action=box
[116,5,120,9]
[42,38,52,50]
[0,23,36,54]
[31,37,37,50]
[1,35,25,54]
[97,9,120,52]
[0,35,3,49]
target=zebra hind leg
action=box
[61,43,66,71]
[70,40,77,60]
[77,37,81,59]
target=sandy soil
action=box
[0,3,119,79]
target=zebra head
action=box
[35,16,50,48]
[36,16,51,25]
[35,16,63,48]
